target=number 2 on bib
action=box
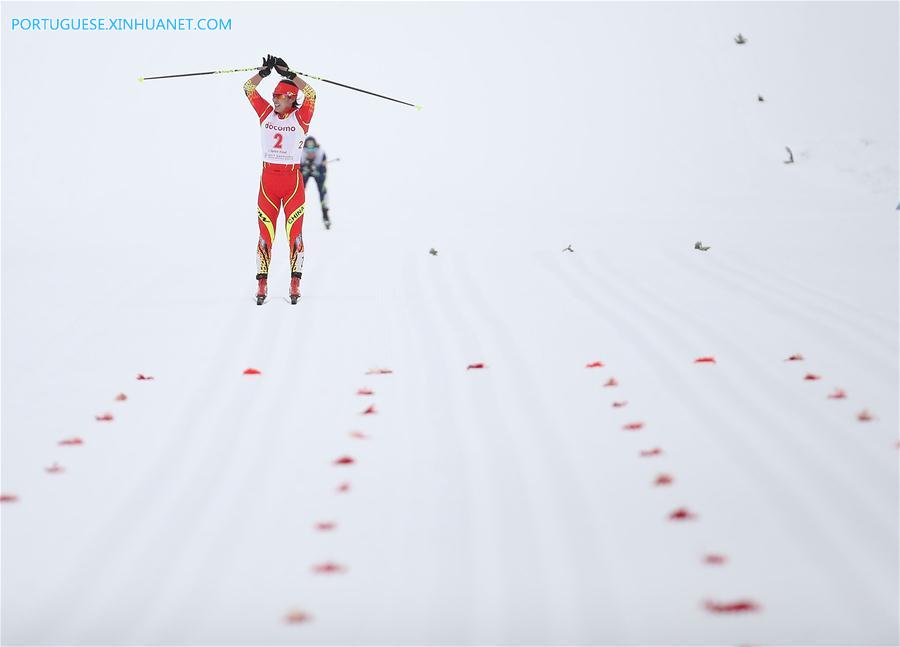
[273,133,283,149]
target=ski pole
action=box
[138,66,261,82]
[324,158,341,165]
[139,64,422,110]
[289,69,422,111]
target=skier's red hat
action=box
[273,81,298,97]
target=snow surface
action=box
[1,1,898,645]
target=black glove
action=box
[274,57,296,79]
[259,54,276,78]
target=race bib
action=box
[260,111,305,164]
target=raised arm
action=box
[244,55,275,122]
[274,57,316,131]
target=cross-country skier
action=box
[300,136,331,230]
[244,54,316,305]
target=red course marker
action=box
[59,437,84,446]
[704,554,728,565]
[1,494,19,503]
[336,481,351,493]
[467,363,486,370]
[334,456,355,466]
[669,507,697,521]
[315,521,337,531]
[361,404,377,415]
[349,431,369,440]
[785,354,804,361]
[603,377,618,387]
[858,410,874,422]
[366,368,393,375]
[612,401,628,408]
[356,388,374,396]
[704,599,760,614]
[115,393,128,401]
[585,361,604,368]
[622,421,644,431]
[243,368,262,375]
[284,609,313,624]
[804,373,821,381]
[827,388,847,400]
[312,562,347,574]
[136,373,154,380]
[694,356,717,364]
[640,447,663,457]
[654,473,673,486]
[95,413,114,422]
[45,463,65,474]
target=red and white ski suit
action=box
[244,80,316,278]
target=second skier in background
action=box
[301,136,332,230]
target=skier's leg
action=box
[283,169,306,279]
[317,172,330,226]
[256,174,281,279]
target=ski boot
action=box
[323,209,331,230]
[289,272,302,305]
[256,274,268,305]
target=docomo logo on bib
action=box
[265,123,297,132]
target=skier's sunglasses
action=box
[272,93,296,101]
